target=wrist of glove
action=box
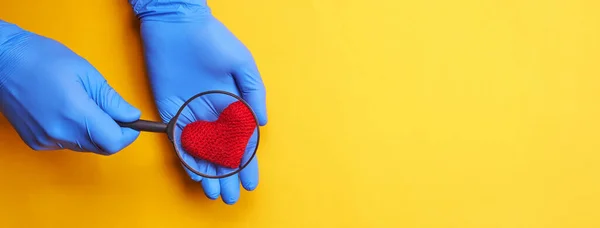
[0,21,32,93]
[0,20,27,47]
[128,0,211,22]
[0,20,141,154]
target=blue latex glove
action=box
[0,20,141,154]
[128,1,268,204]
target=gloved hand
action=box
[128,1,268,204]
[0,20,141,155]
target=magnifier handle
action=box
[117,119,168,133]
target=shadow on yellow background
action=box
[1,0,600,227]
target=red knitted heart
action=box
[180,101,256,169]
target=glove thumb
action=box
[87,73,141,123]
[232,62,268,126]
[82,69,141,154]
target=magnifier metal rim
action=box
[168,90,260,179]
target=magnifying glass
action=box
[117,90,260,179]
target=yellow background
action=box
[0,0,599,227]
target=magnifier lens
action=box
[170,92,259,179]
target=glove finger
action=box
[178,144,205,183]
[182,166,201,182]
[201,162,220,200]
[60,140,118,154]
[218,167,241,205]
[120,127,141,148]
[232,63,268,126]
[239,130,259,191]
[86,70,141,123]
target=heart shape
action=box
[180,101,257,169]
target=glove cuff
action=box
[128,0,212,22]
[0,20,27,48]
[0,20,33,92]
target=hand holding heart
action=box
[136,11,267,204]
